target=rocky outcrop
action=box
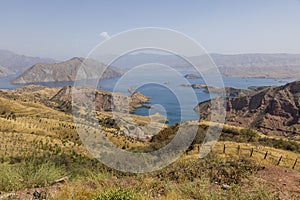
[181,83,254,98]
[50,86,149,113]
[248,85,271,92]
[195,81,300,138]
[180,84,207,89]
[11,57,124,84]
[184,74,201,79]
[130,91,150,109]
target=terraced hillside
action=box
[0,85,299,199]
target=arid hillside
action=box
[11,57,124,84]
[195,81,300,140]
[0,85,299,199]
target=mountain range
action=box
[96,53,300,78]
[0,49,56,75]
[210,53,300,78]
[3,49,300,81]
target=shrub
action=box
[0,163,24,191]
[0,161,66,191]
[92,188,139,200]
[240,128,258,142]
[258,138,300,153]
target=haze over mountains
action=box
[211,54,300,78]
[99,53,300,78]
[2,49,300,81]
[0,49,56,76]
[0,65,12,77]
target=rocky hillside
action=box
[49,86,149,113]
[195,81,300,138]
[181,83,255,98]
[0,85,299,200]
[11,57,124,84]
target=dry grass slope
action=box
[0,86,299,199]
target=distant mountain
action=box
[11,57,124,84]
[210,53,300,78]
[210,53,300,68]
[98,53,189,71]
[4,50,300,79]
[195,81,300,139]
[0,65,13,77]
[104,53,300,78]
[0,49,56,73]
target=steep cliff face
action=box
[195,81,300,138]
[11,57,124,84]
[50,86,149,113]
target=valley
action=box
[2,1,300,199]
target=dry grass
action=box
[0,86,299,199]
[215,141,299,170]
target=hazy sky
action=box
[0,0,300,60]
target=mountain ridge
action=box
[105,52,300,78]
[0,49,56,73]
[11,57,124,84]
[195,81,300,139]
[3,50,300,79]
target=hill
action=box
[11,57,124,84]
[49,85,150,113]
[0,49,56,73]
[0,85,299,199]
[195,81,300,139]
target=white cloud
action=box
[99,32,111,40]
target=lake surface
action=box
[0,72,296,125]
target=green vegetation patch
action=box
[0,161,66,191]
[92,188,140,200]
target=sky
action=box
[0,0,300,60]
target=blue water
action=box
[132,76,296,125]
[0,72,296,125]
